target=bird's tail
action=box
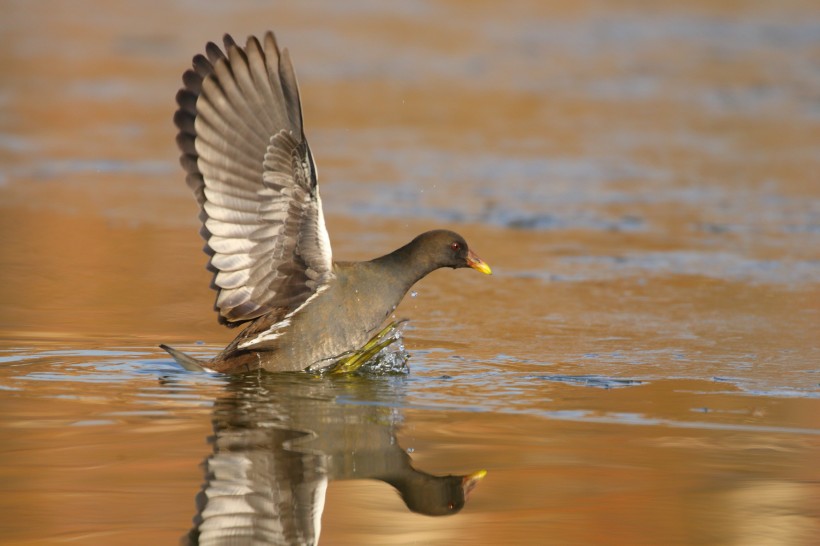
[159,344,210,372]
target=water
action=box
[1,1,819,544]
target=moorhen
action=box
[161,32,491,373]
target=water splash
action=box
[358,322,410,375]
[319,321,410,375]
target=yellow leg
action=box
[325,321,407,375]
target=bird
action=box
[161,31,491,374]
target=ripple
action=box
[532,374,644,389]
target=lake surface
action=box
[1,1,819,544]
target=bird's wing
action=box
[174,32,332,325]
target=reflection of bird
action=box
[161,32,491,374]
[183,374,484,545]
[383,467,486,516]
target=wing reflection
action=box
[183,374,483,545]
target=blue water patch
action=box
[557,251,820,285]
[532,375,644,389]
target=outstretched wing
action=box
[174,32,333,325]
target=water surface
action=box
[1,1,819,544]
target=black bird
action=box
[162,32,491,373]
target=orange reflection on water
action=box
[1,0,819,544]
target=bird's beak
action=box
[462,469,487,498]
[466,250,492,275]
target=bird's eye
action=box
[450,242,461,252]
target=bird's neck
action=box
[370,237,439,290]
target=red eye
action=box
[450,242,461,252]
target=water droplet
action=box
[410,291,418,298]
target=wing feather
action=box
[174,32,333,325]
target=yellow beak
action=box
[467,250,492,275]
[462,469,487,497]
